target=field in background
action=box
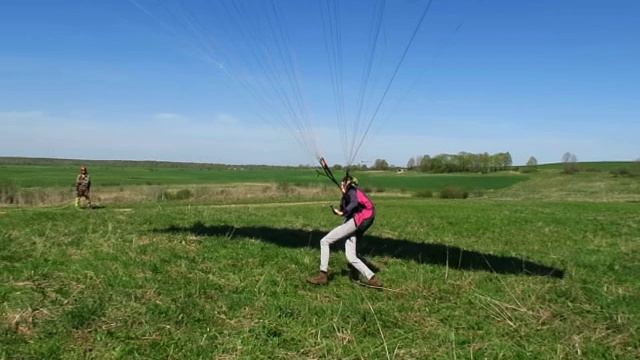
[491,171,640,202]
[536,161,640,172]
[3,159,639,206]
[0,162,526,190]
[0,159,528,206]
[1,158,639,358]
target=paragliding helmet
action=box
[341,173,358,189]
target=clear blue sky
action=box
[1,0,638,166]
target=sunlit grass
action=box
[1,198,638,358]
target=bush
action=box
[584,167,602,173]
[174,189,193,200]
[439,186,469,199]
[413,190,433,198]
[562,163,579,174]
[610,168,633,177]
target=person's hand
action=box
[330,205,343,216]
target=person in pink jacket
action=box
[307,175,382,287]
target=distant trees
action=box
[561,152,575,163]
[522,156,538,173]
[406,157,416,169]
[346,163,367,171]
[372,159,390,170]
[562,152,578,174]
[500,152,513,169]
[406,152,513,173]
[415,155,424,169]
[419,155,431,172]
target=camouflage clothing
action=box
[76,174,91,197]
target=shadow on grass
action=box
[157,222,564,278]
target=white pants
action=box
[319,219,375,280]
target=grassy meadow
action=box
[0,159,527,206]
[1,159,639,359]
[0,162,527,191]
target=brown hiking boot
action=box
[307,271,328,285]
[367,275,383,288]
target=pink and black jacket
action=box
[340,186,375,234]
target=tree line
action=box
[404,152,513,173]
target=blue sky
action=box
[1,0,638,166]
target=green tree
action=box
[411,151,514,173]
[488,154,500,172]
[479,152,490,173]
[504,152,513,169]
[431,154,447,172]
[372,159,390,170]
[458,152,472,172]
[419,155,432,172]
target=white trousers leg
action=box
[320,219,375,280]
[345,235,375,280]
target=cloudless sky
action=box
[1,0,639,166]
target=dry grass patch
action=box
[0,183,337,207]
[5,308,50,337]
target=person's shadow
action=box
[156,222,564,278]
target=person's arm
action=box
[342,189,359,218]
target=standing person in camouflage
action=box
[75,166,92,208]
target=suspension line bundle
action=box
[128,0,468,185]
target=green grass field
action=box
[0,161,528,207]
[1,160,639,359]
[0,163,526,192]
[537,161,639,172]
